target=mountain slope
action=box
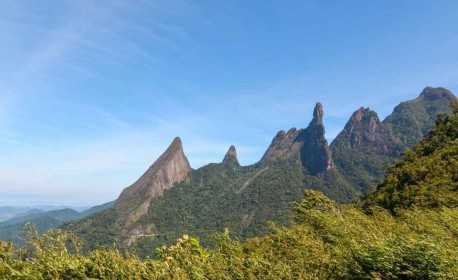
[80,200,116,217]
[6,145,458,278]
[63,103,356,254]
[331,87,456,192]
[0,209,80,244]
[383,86,457,147]
[0,206,35,223]
[261,102,333,176]
[0,202,115,244]
[62,88,456,256]
[0,208,80,227]
[361,105,458,212]
[330,108,403,192]
[115,137,191,232]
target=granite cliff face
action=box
[115,137,191,227]
[261,103,333,176]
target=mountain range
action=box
[0,201,115,244]
[3,98,458,278]
[55,87,457,255]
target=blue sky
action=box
[0,0,457,206]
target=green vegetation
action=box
[2,88,457,278]
[1,190,458,279]
[383,87,456,148]
[331,87,456,193]
[0,203,115,246]
[63,158,356,257]
[330,147,392,192]
[4,108,458,278]
[362,106,458,213]
[61,208,117,252]
[60,88,456,257]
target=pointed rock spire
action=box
[115,137,191,227]
[312,102,324,125]
[297,102,333,175]
[261,102,333,175]
[223,145,239,165]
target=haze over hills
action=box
[61,87,457,256]
[0,201,115,244]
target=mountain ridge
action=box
[115,137,191,230]
[59,86,456,256]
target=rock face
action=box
[260,128,302,162]
[223,145,239,165]
[261,102,333,176]
[115,137,191,227]
[332,87,456,156]
[297,102,333,175]
[332,107,402,156]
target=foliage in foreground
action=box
[2,96,457,279]
[1,190,458,279]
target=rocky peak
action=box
[115,137,191,227]
[351,107,379,132]
[223,145,239,165]
[260,128,302,162]
[312,102,324,125]
[297,102,333,175]
[331,107,402,156]
[167,137,186,154]
[382,87,457,148]
[419,86,455,102]
[260,103,333,175]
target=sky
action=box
[0,0,457,207]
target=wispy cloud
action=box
[1,1,457,206]
[0,0,197,125]
[0,103,261,206]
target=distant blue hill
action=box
[0,200,115,244]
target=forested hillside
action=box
[1,91,457,279]
[361,102,458,212]
[331,87,456,192]
[57,88,457,257]
[62,104,356,255]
